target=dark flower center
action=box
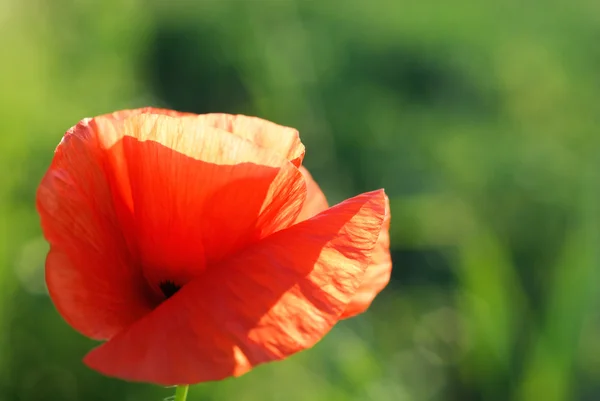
[159,280,181,299]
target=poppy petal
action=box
[98,109,304,165]
[295,166,329,223]
[294,167,393,318]
[341,194,392,319]
[101,107,194,121]
[194,114,305,166]
[37,122,155,340]
[83,189,386,385]
[94,114,306,293]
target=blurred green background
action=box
[2,0,600,400]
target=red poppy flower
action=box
[37,108,391,385]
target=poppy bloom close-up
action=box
[36,108,391,386]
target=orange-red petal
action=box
[192,114,305,166]
[341,194,392,318]
[94,114,306,290]
[37,122,155,340]
[83,190,386,385]
[38,112,307,339]
[101,109,305,165]
[295,166,329,222]
[295,167,392,318]
[101,107,194,121]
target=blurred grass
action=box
[1,0,600,400]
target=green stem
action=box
[174,385,189,401]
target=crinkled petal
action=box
[341,194,392,318]
[101,107,194,121]
[194,114,305,166]
[295,166,329,223]
[294,167,392,317]
[101,109,305,165]
[37,111,307,339]
[83,190,386,385]
[93,113,306,294]
[37,122,155,340]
